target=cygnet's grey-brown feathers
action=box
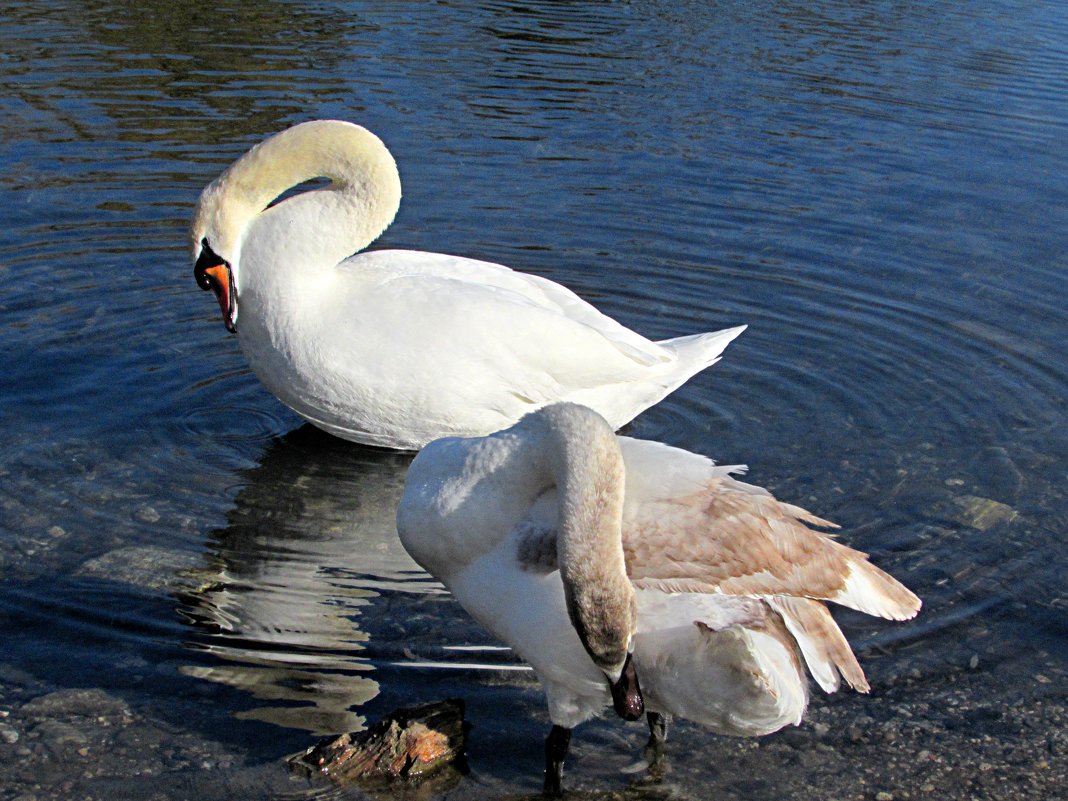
[529,404,637,679]
[510,408,920,694]
[397,402,921,741]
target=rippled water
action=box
[2,1,1066,799]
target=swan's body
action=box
[191,121,744,449]
[396,403,921,792]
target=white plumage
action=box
[190,120,744,449]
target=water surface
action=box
[1,1,1066,799]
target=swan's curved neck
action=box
[528,404,636,679]
[201,120,401,275]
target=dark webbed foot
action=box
[543,724,572,798]
[620,710,671,780]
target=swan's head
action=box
[190,178,249,335]
[192,234,238,334]
[188,120,402,336]
[609,649,644,722]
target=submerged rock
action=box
[75,545,201,591]
[21,688,131,720]
[290,699,467,786]
[952,496,1018,531]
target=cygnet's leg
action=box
[644,711,669,766]
[543,724,572,798]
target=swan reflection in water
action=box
[177,425,421,734]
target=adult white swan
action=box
[190,120,745,449]
[396,403,921,795]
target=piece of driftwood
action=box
[290,699,467,786]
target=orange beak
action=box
[194,242,237,334]
[203,264,235,333]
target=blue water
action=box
[1,1,1066,798]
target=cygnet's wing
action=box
[616,437,921,623]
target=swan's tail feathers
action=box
[582,324,746,431]
[656,325,747,372]
[768,596,870,694]
[830,552,923,622]
[637,324,746,408]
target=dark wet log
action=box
[290,699,467,785]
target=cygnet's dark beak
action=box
[609,651,644,721]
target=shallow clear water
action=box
[1,1,1066,798]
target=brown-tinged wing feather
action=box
[768,596,870,693]
[623,474,921,621]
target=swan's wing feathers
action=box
[353,275,675,400]
[519,271,671,365]
[624,481,839,594]
[617,436,737,493]
[510,488,561,574]
[625,475,921,622]
[341,250,670,366]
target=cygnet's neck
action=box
[519,404,636,679]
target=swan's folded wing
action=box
[517,271,673,365]
[339,250,672,366]
[345,277,681,410]
[623,473,921,622]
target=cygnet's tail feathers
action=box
[768,596,870,694]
